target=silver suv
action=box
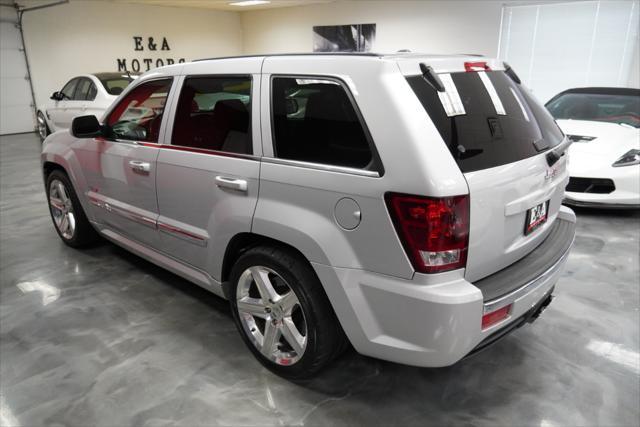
[42,53,576,379]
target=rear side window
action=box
[407,71,564,173]
[172,76,252,154]
[75,79,96,101]
[105,79,172,143]
[271,77,373,169]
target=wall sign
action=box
[117,36,186,73]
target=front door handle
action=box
[129,160,151,174]
[215,176,247,192]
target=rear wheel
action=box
[229,246,347,379]
[37,111,50,141]
[46,170,99,248]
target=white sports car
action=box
[37,72,137,140]
[546,87,640,209]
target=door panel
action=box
[76,140,160,247]
[155,72,261,280]
[156,150,260,275]
[75,78,175,247]
[50,78,78,130]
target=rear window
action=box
[99,76,136,96]
[407,71,564,173]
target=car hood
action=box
[556,119,640,167]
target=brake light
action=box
[385,193,469,273]
[482,304,512,330]
[464,61,490,72]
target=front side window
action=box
[60,78,78,100]
[271,77,373,169]
[172,76,252,154]
[105,79,172,143]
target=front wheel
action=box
[46,170,99,248]
[229,246,347,379]
[37,111,50,141]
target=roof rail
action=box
[194,52,381,62]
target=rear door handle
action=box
[129,160,151,174]
[215,176,247,192]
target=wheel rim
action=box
[37,114,48,140]
[49,179,75,240]
[236,266,307,366]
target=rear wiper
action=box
[546,138,572,167]
[456,144,484,160]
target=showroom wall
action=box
[22,0,243,110]
[241,1,505,57]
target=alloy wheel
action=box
[49,179,75,240]
[236,266,307,366]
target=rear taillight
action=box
[385,193,470,274]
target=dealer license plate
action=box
[525,200,549,235]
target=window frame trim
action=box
[268,74,384,177]
[166,73,257,158]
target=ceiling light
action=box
[229,0,271,6]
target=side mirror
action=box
[50,91,63,101]
[71,115,103,138]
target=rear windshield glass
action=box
[99,76,136,96]
[546,92,640,128]
[407,71,564,173]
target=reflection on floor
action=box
[1,132,638,426]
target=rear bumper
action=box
[313,206,576,367]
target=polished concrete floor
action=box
[1,132,639,427]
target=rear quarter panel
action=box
[253,57,469,279]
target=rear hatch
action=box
[399,57,568,283]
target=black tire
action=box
[229,245,347,379]
[46,169,100,248]
[37,111,50,141]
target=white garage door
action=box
[0,6,35,135]
[498,0,640,103]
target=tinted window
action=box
[271,77,373,169]
[105,79,172,143]
[406,71,564,173]
[546,92,640,128]
[60,79,78,100]
[172,76,252,154]
[99,76,136,96]
[86,82,97,101]
[74,79,95,101]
